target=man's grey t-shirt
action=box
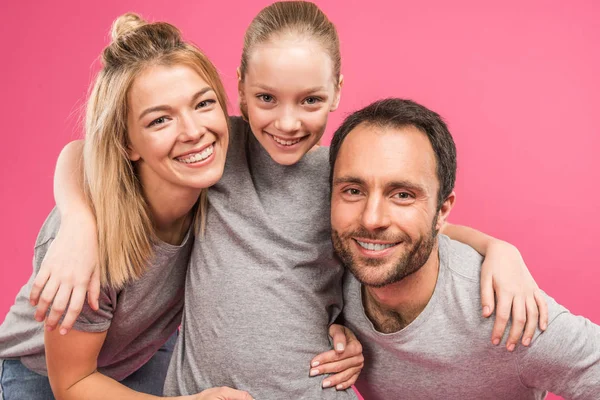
[343,235,600,399]
[164,117,355,399]
[0,207,192,381]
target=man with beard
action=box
[329,98,600,399]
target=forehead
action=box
[129,64,210,109]
[246,38,334,91]
[334,123,438,189]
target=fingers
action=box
[535,290,548,331]
[29,267,51,307]
[328,324,347,353]
[320,366,362,390]
[87,266,101,311]
[521,295,539,346]
[34,277,60,322]
[44,284,73,331]
[311,355,364,377]
[490,291,511,346]
[59,286,87,335]
[505,296,526,351]
[480,267,494,318]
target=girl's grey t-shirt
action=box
[0,207,192,381]
[164,117,355,399]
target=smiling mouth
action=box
[355,240,400,251]
[268,133,306,147]
[175,144,214,164]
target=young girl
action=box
[0,13,252,400]
[32,2,546,399]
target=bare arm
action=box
[30,140,101,334]
[441,223,548,351]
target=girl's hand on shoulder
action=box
[309,324,364,390]
[481,240,548,351]
[29,209,100,335]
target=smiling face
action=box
[331,123,454,287]
[126,63,228,197]
[240,37,341,165]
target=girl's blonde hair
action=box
[84,13,228,289]
[238,1,341,120]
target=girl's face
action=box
[127,63,228,196]
[240,38,342,166]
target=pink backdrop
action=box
[1,1,598,399]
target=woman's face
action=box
[127,63,228,196]
[240,38,342,166]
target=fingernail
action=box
[46,325,54,332]
[336,384,344,390]
[34,315,43,322]
[482,306,490,316]
[311,361,320,367]
[336,343,344,352]
[507,344,515,352]
[322,380,331,388]
[60,328,67,336]
[541,322,547,330]
[310,368,319,376]
[492,338,500,345]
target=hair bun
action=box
[111,13,147,42]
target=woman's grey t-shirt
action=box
[164,117,355,399]
[0,207,192,381]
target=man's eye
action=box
[258,94,274,103]
[394,192,412,199]
[345,188,361,196]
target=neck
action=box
[363,240,440,333]
[140,177,201,246]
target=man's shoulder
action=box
[439,234,484,283]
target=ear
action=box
[330,74,344,112]
[237,67,245,97]
[435,191,456,232]
[127,143,141,162]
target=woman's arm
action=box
[45,328,253,400]
[29,140,101,334]
[441,223,548,350]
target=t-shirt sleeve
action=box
[34,237,115,334]
[517,296,600,399]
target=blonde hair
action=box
[84,13,228,289]
[239,1,341,120]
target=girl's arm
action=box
[441,223,548,351]
[45,328,252,400]
[29,140,101,335]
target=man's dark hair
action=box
[329,98,457,208]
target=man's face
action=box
[331,123,452,287]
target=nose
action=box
[274,106,301,134]
[179,112,207,142]
[361,194,391,231]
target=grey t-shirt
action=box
[164,117,355,399]
[0,207,192,381]
[343,235,600,399]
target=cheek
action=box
[391,206,435,235]
[331,199,360,230]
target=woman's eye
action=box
[196,99,216,109]
[148,117,167,128]
[258,94,274,103]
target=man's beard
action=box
[332,217,438,288]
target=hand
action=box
[184,387,254,400]
[309,324,364,390]
[480,240,548,351]
[29,210,100,335]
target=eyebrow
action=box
[251,84,327,94]
[333,176,427,193]
[137,86,214,121]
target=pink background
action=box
[1,1,598,398]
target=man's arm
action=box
[517,295,600,399]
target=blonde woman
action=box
[31,2,547,399]
[0,13,251,400]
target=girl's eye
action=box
[304,96,321,105]
[196,99,216,109]
[148,116,167,128]
[258,94,274,103]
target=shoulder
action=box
[439,234,484,282]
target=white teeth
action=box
[177,145,214,164]
[356,241,397,251]
[271,135,301,146]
